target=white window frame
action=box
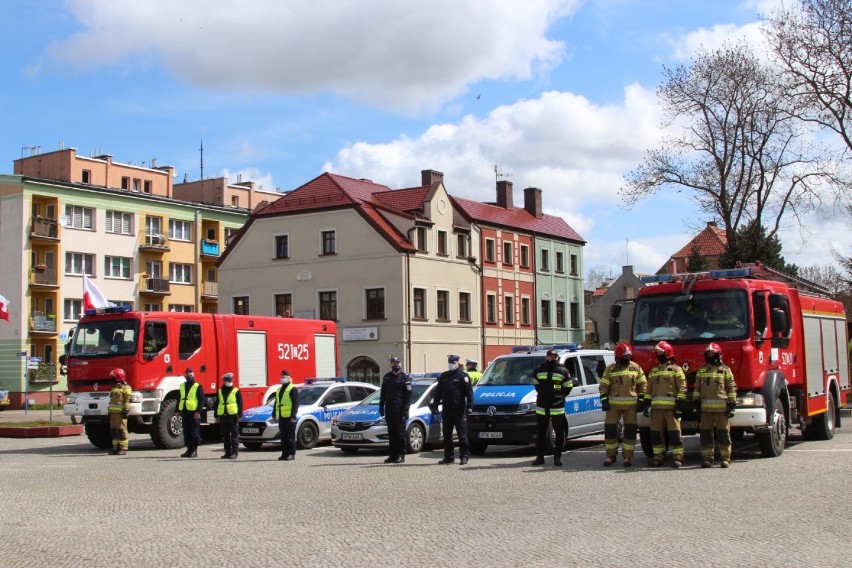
[64,205,94,230]
[169,263,192,284]
[320,227,337,256]
[169,219,192,242]
[104,256,132,279]
[63,299,83,321]
[169,304,194,313]
[105,210,133,235]
[65,252,94,276]
[274,233,290,259]
[144,303,162,311]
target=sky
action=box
[1,0,847,281]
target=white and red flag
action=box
[0,293,9,323]
[82,273,115,311]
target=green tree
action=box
[686,246,708,272]
[719,219,798,275]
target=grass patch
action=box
[25,403,64,411]
[1,421,71,427]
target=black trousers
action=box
[219,415,239,456]
[535,413,565,457]
[181,411,201,452]
[442,408,470,459]
[281,418,297,457]
[386,411,406,458]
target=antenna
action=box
[199,140,204,181]
[494,164,512,183]
[625,238,630,265]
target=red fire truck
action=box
[62,307,338,449]
[611,263,850,458]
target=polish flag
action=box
[0,294,9,323]
[82,273,115,311]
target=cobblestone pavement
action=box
[1,421,851,568]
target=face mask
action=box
[223,381,233,388]
[392,366,401,373]
[185,376,194,383]
[448,363,457,371]
[280,377,290,385]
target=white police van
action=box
[467,345,614,454]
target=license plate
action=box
[341,433,363,440]
[479,431,503,439]
[84,409,101,415]
[241,427,260,435]
[680,421,699,430]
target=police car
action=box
[330,374,443,454]
[239,379,378,450]
[467,345,614,454]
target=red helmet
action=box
[654,341,674,359]
[614,343,632,359]
[705,342,722,356]
[109,368,126,381]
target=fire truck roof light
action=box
[511,343,580,353]
[640,274,673,284]
[84,305,132,317]
[710,268,752,278]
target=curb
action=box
[0,424,83,438]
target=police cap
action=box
[221,372,234,381]
[390,356,401,363]
[448,354,460,363]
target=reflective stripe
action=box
[701,400,727,411]
[536,407,565,415]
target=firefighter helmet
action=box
[614,343,632,360]
[654,341,674,359]
[705,342,722,356]
[109,368,126,381]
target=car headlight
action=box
[518,402,536,413]
[66,394,76,404]
[737,393,765,407]
[130,392,143,403]
[373,417,387,426]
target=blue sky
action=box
[1,0,845,279]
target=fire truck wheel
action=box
[297,421,319,450]
[757,397,787,457]
[151,398,185,449]
[85,422,112,449]
[809,391,836,441]
[406,422,425,454]
[470,441,488,455]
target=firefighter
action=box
[107,368,132,455]
[178,368,205,458]
[215,373,243,459]
[431,355,474,465]
[694,342,737,468]
[274,370,300,461]
[379,357,412,464]
[531,349,573,467]
[599,343,647,467]
[643,341,687,468]
[707,298,742,329]
[465,359,483,385]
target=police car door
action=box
[576,354,607,432]
[318,385,350,438]
[562,356,593,432]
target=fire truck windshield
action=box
[633,290,748,344]
[70,319,140,357]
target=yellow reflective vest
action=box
[275,383,295,419]
[217,387,239,415]
[179,382,200,412]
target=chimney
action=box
[496,180,513,209]
[523,187,542,218]
[421,169,444,187]
[707,221,717,228]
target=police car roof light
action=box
[85,305,132,317]
[304,378,317,385]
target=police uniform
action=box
[466,360,483,385]
[600,360,647,466]
[694,362,736,467]
[644,361,687,467]
[275,372,300,461]
[216,374,243,459]
[531,351,573,466]
[432,355,474,464]
[178,368,205,458]
[379,358,412,463]
[108,376,132,455]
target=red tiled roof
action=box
[451,197,585,243]
[373,187,430,213]
[671,224,727,259]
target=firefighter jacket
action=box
[274,383,299,419]
[433,368,474,411]
[216,386,243,417]
[694,363,736,412]
[178,381,204,412]
[532,361,572,415]
[644,363,686,409]
[379,371,412,414]
[600,362,647,407]
[108,381,132,414]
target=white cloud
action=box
[48,0,580,113]
[220,167,277,193]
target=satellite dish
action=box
[58,215,69,227]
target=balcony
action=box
[31,217,58,240]
[201,281,218,299]
[201,240,220,257]
[140,277,171,295]
[29,312,57,335]
[139,232,170,252]
[30,267,59,288]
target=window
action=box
[541,299,551,327]
[437,231,448,256]
[231,196,239,207]
[504,295,514,325]
[416,227,427,253]
[145,260,163,279]
[459,292,471,322]
[169,305,194,313]
[319,291,337,320]
[143,180,152,194]
[169,220,192,242]
[206,228,217,241]
[105,211,132,235]
[540,249,550,272]
[456,234,468,258]
[413,288,426,319]
[104,256,131,279]
[64,205,93,230]
[82,170,91,184]
[321,230,336,255]
[365,288,385,319]
[437,290,449,321]
[275,293,292,318]
[503,241,513,266]
[63,299,83,321]
[169,263,192,284]
[225,228,238,245]
[570,253,578,276]
[65,253,94,276]
[556,301,566,327]
[485,239,495,262]
[556,251,565,274]
[233,296,250,315]
[133,179,141,192]
[274,235,289,259]
[145,216,164,244]
[486,294,497,324]
[178,322,202,360]
[521,297,531,326]
[570,302,580,328]
[121,177,130,190]
[144,303,162,311]
[143,321,168,355]
[520,244,529,268]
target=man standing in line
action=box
[275,370,300,461]
[215,373,243,459]
[694,342,737,468]
[107,368,132,455]
[531,350,573,467]
[599,343,647,467]
[643,342,686,468]
[431,355,474,465]
[179,368,204,458]
[379,357,412,464]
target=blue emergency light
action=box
[640,274,674,284]
[85,305,132,317]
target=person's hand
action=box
[727,401,736,418]
[642,408,650,418]
[600,398,610,412]
[194,412,200,420]
[290,417,297,423]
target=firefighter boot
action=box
[623,457,633,468]
[553,454,562,467]
[603,456,616,467]
[531,456,545,466]
[720,460,730,468]
[672,458,682,469]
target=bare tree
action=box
[622,42,835,256]
[584,264,613,290]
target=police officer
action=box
[694,342,737,468]
[600,343,647,467]
[643,341,686,468]
[465,359,483,385]
[215,373,243,459]
[275,370,300,461]
[431,355,474,465]
[532,349,573,467]
[179,368,205,458]
[107,368,132,455]
[379,357,412,464]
